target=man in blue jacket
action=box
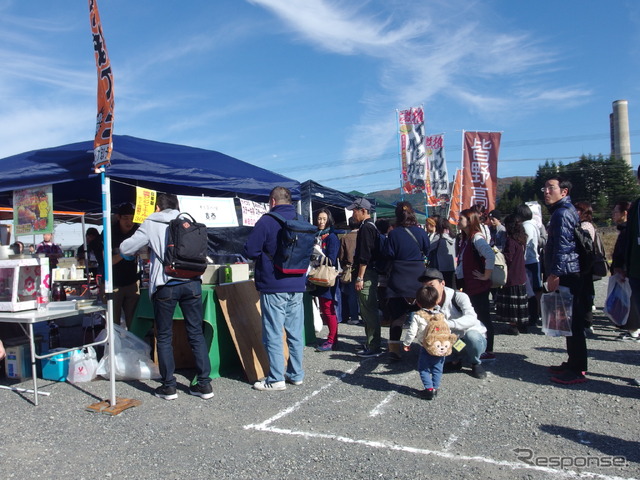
[244,186,306,390]
[543,176,587,384]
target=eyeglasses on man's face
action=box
[540,185,561,192]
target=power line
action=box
[279,130,640,174]
[315,153,640,183]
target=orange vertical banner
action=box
[460,131,501,212]
[89,0,114,170]
[448,169,463,226]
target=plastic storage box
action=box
[41,348,81,382]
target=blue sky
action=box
[1,0,640,195]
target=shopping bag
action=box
[96,324,160,380]
[67,346,98,383]
[541,288,573,337]
[603,274,631,327]
[308,256,339,287]
[311,296,323,334]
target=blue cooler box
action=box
[41,349,81,382]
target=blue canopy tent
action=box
[0,135,300,258]
[300,180,376,228]
[0,135,300,212]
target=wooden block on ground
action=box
[86,397,142,415]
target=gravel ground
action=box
[1,279,639,480]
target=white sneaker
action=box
[285,376,303,386]
[252,380,286,391]
[617,332,640,342]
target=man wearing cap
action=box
[111,203,140,328]
[488,210,506,251]
[419,268,488,379]
[347,197,382,357]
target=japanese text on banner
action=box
[177,196,238,228]
[398,107,426,194]
[134,187,156,223]
[461,131,501,212]
[425,134,449,206]
[89,0,115,170]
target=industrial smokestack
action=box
[610,100,632,166]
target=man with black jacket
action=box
[348,198,382,358]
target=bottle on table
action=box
[48,321,60,350]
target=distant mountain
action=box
[368,176,533,205]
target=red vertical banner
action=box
[447,169,463,226]
[398,107,426,194]
[89,0,114,170]
[461,131,501,212]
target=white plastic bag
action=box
[67,346,98,383]
[603,274,631,327]
[311,296,323,334]
[541,287,573,337]
[96,324,160,380]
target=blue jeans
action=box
[448,330,487,366]
[418,347,444,389]
[152,280,211,388]
[260,292,304,383]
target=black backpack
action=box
[266,212,317,275]
[573,225,595,272]
[163,213,208,278]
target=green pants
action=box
[358,269,380,351]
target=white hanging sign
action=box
[177,196,238,228]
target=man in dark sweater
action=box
[111,203,140,328]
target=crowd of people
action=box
[4,173,640,401]
[247,172,640,399]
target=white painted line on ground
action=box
[243,362,637,480]
[369,391,396,417]
[243,364,359,431]
[442,418,470,452]
[248,424,635,480]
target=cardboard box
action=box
[229,263,249,282]
[5,343,31,380]
[202,264,222,285]
[41,348,81,382]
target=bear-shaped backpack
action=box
[418,310,458,357]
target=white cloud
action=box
[249,0,591,173]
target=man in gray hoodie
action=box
[120,193,212,400]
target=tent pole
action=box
[101,172,116,405]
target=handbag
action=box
[340,264,353,284]
[491,247,508,288]
[308,256,339,287]
[427,239,440,270]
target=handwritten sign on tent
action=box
[177,196,238,228]
[133,187,157,224]
[239,198,269,227]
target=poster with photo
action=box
[13,185,54,236]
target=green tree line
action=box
[496,154,640,225]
